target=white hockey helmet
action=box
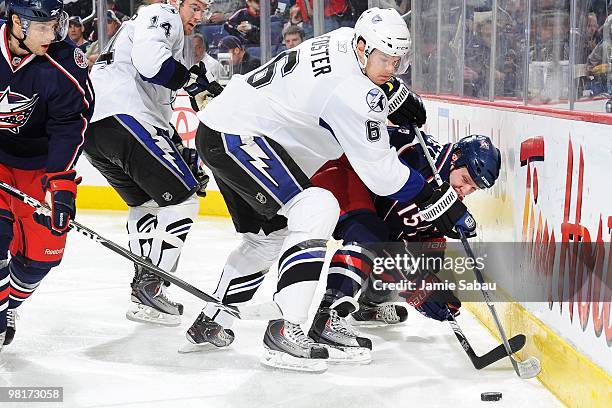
[353,7,412,74]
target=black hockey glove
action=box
[184,62,224,98]
[33,170,81,236]
[400,273,462,322]
[380,77,427,127]
[414,182,477,239]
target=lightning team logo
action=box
[241,141,279,188]
[0,87,39,134]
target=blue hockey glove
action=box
[184,62,224,98]
[33,170,81,236]
[401,274,462,322]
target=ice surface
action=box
[0,211,561,408]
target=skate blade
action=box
[178,341,226,354]
[126,304,181,327]
[260,347,327,373]
[324,345,372,364]
[348,316,399,328]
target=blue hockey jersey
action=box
[0,21,94,173]
[374,127,455,241]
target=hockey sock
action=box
[8,259,50,309]
[127,195,198,273]
[320,243,375,311]
[0,216,11,333]
[274,240,328,324]
[0,259,8,333]
[203,230,285,328]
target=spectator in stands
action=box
[86,10,122,69]
[580,12,601,63]
[218,35,260,75]
[68,16,90,52]
[224,0,261,45]
[194,33,224,80]
[207,0,245,24]
[282,25,304,49]
[283,4,304,32]
[296,0,353,39]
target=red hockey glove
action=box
[33,170,81,236]
[400,273,462,321]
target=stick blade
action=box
[474,334,527,369]
[518,356,541,379]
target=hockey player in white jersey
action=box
[83,0,222,326]
[188,8,477,371]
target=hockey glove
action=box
[184,62,224,98]
[380,77,427,127]
[414,182,477,239]
[33,170,81,236]
[172,139,210,198]
[400,273,462,321]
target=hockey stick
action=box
[457,228,541,378]
[448,314,526,369]
[0,181,246,318]
[410,123,540,378]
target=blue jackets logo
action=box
[0,87,39,134]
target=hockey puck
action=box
[481,392,502,401]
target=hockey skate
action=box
[178,312,235,353]
[309,307,372,364]
[261,319,329,373]
[126,264,183,327]
[350,301,408,327]
[3,309,16,346]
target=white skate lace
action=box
[377,304,400,323]
[285,321,316,348]
[6,309,17,328]
[329,310,359,337]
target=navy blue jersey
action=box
[374,127,454,241]
[224,8,260,44]
[0,21,94,172]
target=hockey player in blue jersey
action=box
[308,77,501,359]
[0,0,94,351]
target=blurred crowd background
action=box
[2,0,610,112]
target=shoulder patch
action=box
[160,3,178,14]
[366,88,386,113]
[73,47,88,69]
[366,120,381,143]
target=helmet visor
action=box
[24,11,69,43]
[368,48,412,76]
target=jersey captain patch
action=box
[0,87,39,134]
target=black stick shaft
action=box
[0,180,240,319]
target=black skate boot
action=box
[126,264,184,327]
[350,301,408,327]
[3,309,16,346]
[261,319,329,373]
[178,311,235,353]
[309,307,372,364]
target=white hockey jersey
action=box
[200,28,418,198]
[90,3,185,131]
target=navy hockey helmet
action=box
[7,0,68,42]
[452,135,501,189]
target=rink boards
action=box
[73,92,611,407]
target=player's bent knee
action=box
[284,187,340,239]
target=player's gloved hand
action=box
[400,273,462,321]
[414,182,477,239]
[173,140,210,198]
[33,170,81,236]
[184,62,224,98]
[380,76,426,127]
